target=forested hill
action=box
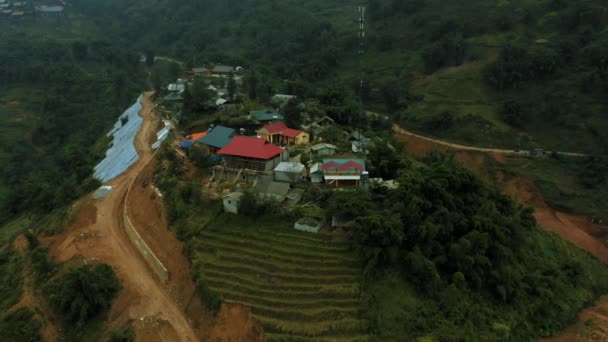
[72,0,608,154]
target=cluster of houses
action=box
[176,113,371,213]
[163,65,243,108]
[0,0,65,17]
[157,62,385,224]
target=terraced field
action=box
[193,225,368,341]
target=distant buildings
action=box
[249,109,284,123]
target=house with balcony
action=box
[256,122,309,146]
[320,158,367,187]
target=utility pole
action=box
[357,5,366,104]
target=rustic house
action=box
[256,122,310,146]
[217,136,285,172]
[274,162,306,183]
[309,163,324,183]
[311,143,338,156]
[321,159,367,187]
[349,131,370,153]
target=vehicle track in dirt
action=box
[48,92,199,342]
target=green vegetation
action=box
[498,155,608,221]
[193,215,367,340]
[0,308,42,342]
[109,327,135,342]
[0,37,144,226]
[347,151,608,340]
[46,263,121,325]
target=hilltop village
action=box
[156,63,398,230]
[0,0,64,17]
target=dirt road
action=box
[392,124,588,157]
[49,92,199,342]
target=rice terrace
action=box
[192,218,369,341]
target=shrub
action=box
[46,264,121,325]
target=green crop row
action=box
[264,333,369,342]
[253,315,368,336]
[205,277,359,300]
[196,249,360,277]
[195,237,361,268]
[197,232,358,262]
[222,299,360,322]
[202,269,359,295]
[211,287,361,309]
[197,258,361,284]
[201,229,352,253]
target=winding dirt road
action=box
[392,124,588,157]
[49,92,199,341]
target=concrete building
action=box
[223,192,243,214]
[274,162,305,183]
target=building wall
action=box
[295,132,310,145]
[274,170,303,183]
[311,173,323,183]
[223,197,239,214]
[317,148,336,156]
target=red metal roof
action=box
[320,160,364,171]
[261,122,303,138]
[217,136,284,160]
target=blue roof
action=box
[178,141,194,149]
[197,125,235,148]
[250,109,284,121]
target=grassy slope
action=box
[192,214,368,341]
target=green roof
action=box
[250,109,284,121]
[197,125,235,148]
[163,93,183,101]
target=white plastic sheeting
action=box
[152,120,172,150]
[94,95,144,183]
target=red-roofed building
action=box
[319,158,367,187]
[256,122,310,146]
[217,136,286,171]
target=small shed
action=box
[294,218,321,233]
[223,192,243,214]
[309,163,323,183]
[274,162,306,183]
[311,143,338,156]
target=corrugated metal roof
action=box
[217,136,283,160]
[274,162,305,173]
[198,126,235,148]
[311,143,338,151]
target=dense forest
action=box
[0,35,144,225]
[67,0,608,153]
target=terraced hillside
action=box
[192,224,368,341]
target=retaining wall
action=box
[122,133,170,283]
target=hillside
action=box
[1,0,608,341]
[69,0,608,154]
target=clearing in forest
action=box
[192,220,368,341]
